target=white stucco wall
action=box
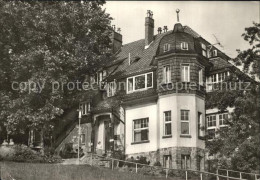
[125,102,158,155]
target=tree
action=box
[206,22,260,173]
[0,1,113,146]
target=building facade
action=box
[54,10,244,171]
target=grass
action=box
[0,161,183,180]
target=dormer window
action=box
[163,43,170,52]
[181,42,188,50]
[201,43,207,57]
[212,50,217,57]
[127,72,153,93]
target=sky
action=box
[104,1,259,58]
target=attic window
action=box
[163,43,170,52]
[212,50,217,57]
[181,42,188,50]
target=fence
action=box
[85,151,259,180]
[217,169,260,180]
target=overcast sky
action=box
[104,1,259,58]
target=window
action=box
[163,155,172,168]
[164,111,172,136]
[80,134,86,144]
[181,64,190,82]
[133,118,149,142]
[212,50,217,57]
[198,112,204,137]
[79,102,90,115]
[212,74,217,83]
[181,42,189,50]
[127,72,153,93]
[98,70,107,83]
[163,65,171,84]
[181,110,190,135]
[218,72,228,82]
[107,81,116,97]
[219,113,228,126]
[199,68,203,85]
[201,43,207,57]
[207,115,216,127]
[181,155,191,169]
[163,43,170,52]
[207,129,215,140]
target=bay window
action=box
[127,72,153,93]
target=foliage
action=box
[0,1,112,143]
[153,161,161,166]
[206,22,260,173]
[234,22,260,78]
[0,145,62,163]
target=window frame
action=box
[181,64,190,82]
[219,113,228,126]
[107,81,116,97]
[163,43,170,52]
[207,115,216,127]
[164,111,172,136]
[79,102,90,115]
[80,134,86,144]
[201,43,207,57]
[181,154,191,169]
[163,65,171,84]
[133,118,149,143]
[180,110,190,135]
[181,42,189,50]
[212,50,218,57]
[198,112,204,138]
[127,72,153,93]
[198,67,203,86]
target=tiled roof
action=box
[209,57,233,72]
[92,96,121,113]
[107,31,173,80]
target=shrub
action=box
[0,145,62,163]
[153,161,161,166]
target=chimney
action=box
[145,10,154,47]
[157,27,162,34]
[110,25,122,53]
[163,26,168,33]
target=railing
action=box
[82,151,249,180]
[217,168,260,180]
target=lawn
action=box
[0,161,180,180]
